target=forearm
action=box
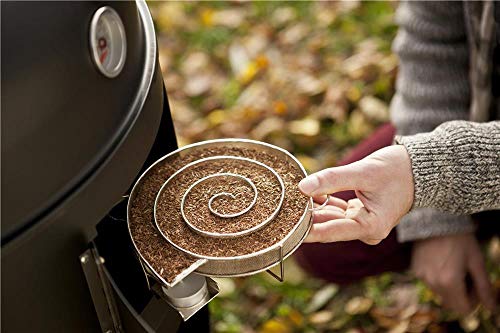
[397,120,500,214]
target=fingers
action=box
[346,199,386,243]
[304,218,385,245]
[418,264,471,315]
[304,218,364,243]
[346,198,364,212]
[361,238,384,245]
[468,245,496,311]
[312,207,345,224]
[437,277,471,315]
[306,198,389,244]
[305,205,377,243]
[299,162,365,197]
[312,195,348,210]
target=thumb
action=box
[299,162,365,197]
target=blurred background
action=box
[150,1,500,332]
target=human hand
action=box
[299,145,414,244]
[412,233,496,315]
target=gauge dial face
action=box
[90,7,126,78]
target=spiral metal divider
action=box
[159,155,287,239]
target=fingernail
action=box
[299,176,319,195]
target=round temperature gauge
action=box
[90,6,127,78]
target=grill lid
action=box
[1,1,153,241]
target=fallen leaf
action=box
[305,284,339,313]
[308,310,334,325]
[212,9,246,28]
[287,309,304,327]
[316,9,337,28]
[345,296,373,315]
[184,74,211,97]
[295,73,326,96]
[289,118,320,137]
[206,109,226,126]
[239,61,259,84]
[279,23,310,45]
[272,7,297,27]
[200,8,214,26]
[327,315,351,330]
[243,27,270,57]
[427,323,445,333]
[337,0,361,13]
[250,117,285,140]
[255,54,270,70]
[259,318,291,333]
[156,2,187,30]
[488,236,500,264]
[371,308,402,329]
[379,54,399,74]
[346,85,362,102]
[347,110,374,140]
[388,320,409,333]
[399,304,418,320]
[229,42,250,77]
[460,315,480,332]
[272,100,288,115]
[408,307,438,332]
[359,96,389,122]
[236,82,270,110]
[342,50,382,81]
[181,52,209,76]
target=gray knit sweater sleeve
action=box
[390,1,474,241]
[397,120,500,214]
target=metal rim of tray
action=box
[127,138,313,282]
[195,215,313,279]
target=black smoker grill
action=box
[1,1,209,331]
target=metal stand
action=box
[137,256,152,290]
[265,246,284,282]
[80,247,123,333]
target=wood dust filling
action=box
[160,159,282,235]
[129,146,308,283]
[192,177,255,218]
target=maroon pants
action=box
[294,123,413,284]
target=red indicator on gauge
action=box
[90,6,126,78]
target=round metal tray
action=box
[128,139,312,281]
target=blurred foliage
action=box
[151,0,397,172]
[151,1,500,332]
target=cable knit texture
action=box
[397,120,500,214]
[390,1,476,241]
[394,209,474,241]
